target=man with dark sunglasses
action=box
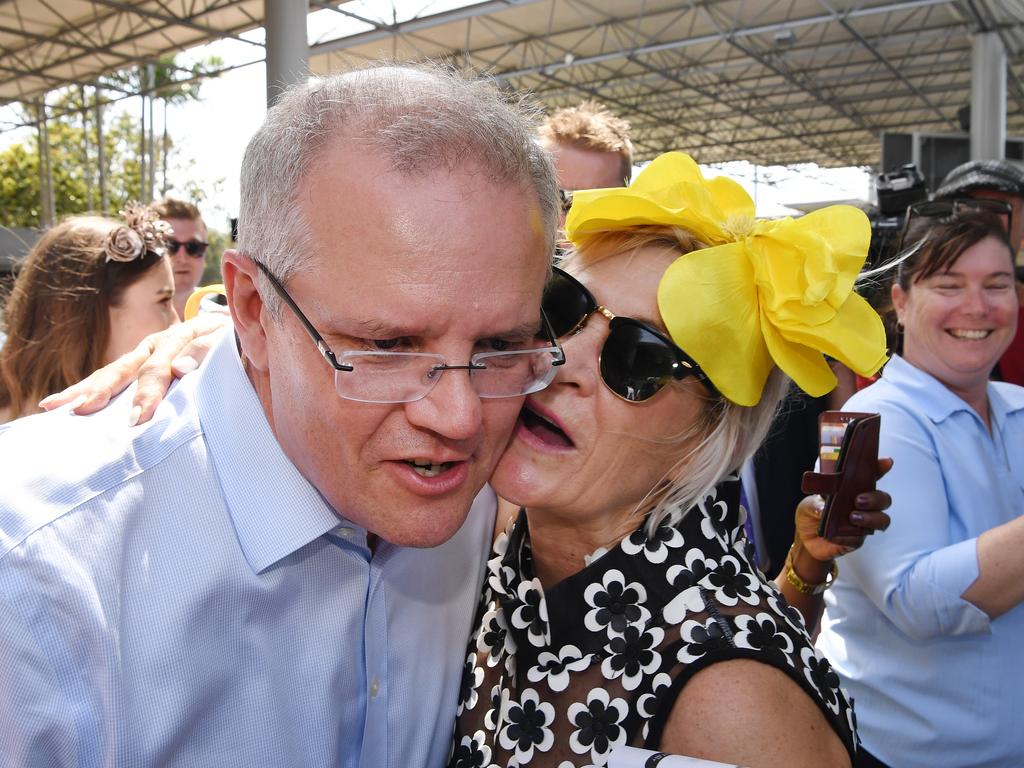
[153,196,209,319]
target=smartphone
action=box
[801,411,881,540]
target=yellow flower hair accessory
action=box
[565,152,887,406]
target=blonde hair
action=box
[567,227,790,534]
[539,101,634,185]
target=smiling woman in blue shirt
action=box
[817,204,1024,768]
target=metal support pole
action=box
[970,31,1007,161]
[81,85,93,211]
[95,88,108,214]
[35,98,55,227]
[147,62,156,202]
[139,90,147,202]
[265,0,309,107]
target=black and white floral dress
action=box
[448,478,857,768]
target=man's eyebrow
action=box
[330,318,414,338]
[494,320,544,340]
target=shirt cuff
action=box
[920,537,992,635]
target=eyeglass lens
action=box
[332,349,560,404]
[601,319,685,402]
[541,267,698,402]
[167,239,208,257]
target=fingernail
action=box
[174,356,198,374]
[850,511,865,524]
[856,494,871,506]
[128,406,142,427]
[38,394,56,407]
[68,395,87,413]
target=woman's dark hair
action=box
[0,216,166,419]
[897,209,1013,290]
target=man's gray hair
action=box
[238,62,559,302]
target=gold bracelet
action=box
[784,544,838,595]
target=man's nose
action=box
[404,366,484,442]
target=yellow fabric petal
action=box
[658,242,772,407]
[568,150,888,405]
[565,152,756,248]
[772,293,890,378]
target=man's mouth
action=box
[403,459,457,477]
[520,404,574,448]
[948,329,991,340]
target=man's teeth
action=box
[950,329,990,339]
[406,459,454,478]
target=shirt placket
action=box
[358,553,389,768]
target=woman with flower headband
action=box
[441,152,889,768]
[0,204,178,423]
[40,155,890,766]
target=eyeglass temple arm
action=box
[540,309,566,366]
[254,261,354,372]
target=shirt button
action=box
[337,527,353,539]
[369,679,380,698]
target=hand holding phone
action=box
[801,411,881,540]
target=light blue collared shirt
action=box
[0,333,493,768]
[817,354,1024,768]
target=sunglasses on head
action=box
[897,197,1013,253]
[539,266,720,402]
[166,239,208,258]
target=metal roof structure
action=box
[2,0,1023,168]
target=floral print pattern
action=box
[449,478,856,767]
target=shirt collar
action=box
[989,379,1024,430]
[881,354,1013,425]
[194,333,346,574]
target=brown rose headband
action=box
[104,202,171,263]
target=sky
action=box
[1,1,874,233]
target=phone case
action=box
[800,411,881,540]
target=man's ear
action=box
[222,250,269,371]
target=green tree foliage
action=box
[0,55,221,229]
[0,96,149,227]
[201,228,231,285]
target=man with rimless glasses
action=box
[152,196,210,320]
[0,64,562,767]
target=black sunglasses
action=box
[166,239,209,258]
[897,197,1013,253]
[540,266,719,402]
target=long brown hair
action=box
[0,216,166,419]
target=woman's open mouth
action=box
[519,404,574,448]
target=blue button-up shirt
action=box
[817,354,1024,768]
[0,333,492,768]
